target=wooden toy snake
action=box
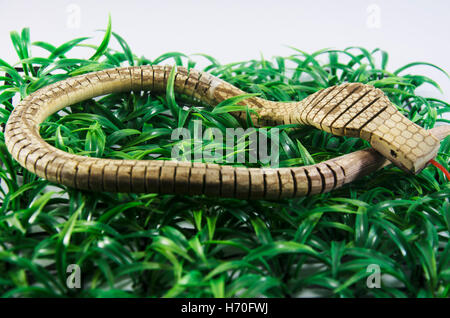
[4,65,449,199]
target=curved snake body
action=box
[4,66,447,199]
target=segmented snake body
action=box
[4,66,447,199]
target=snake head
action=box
[371,130,440,174]
[305,82,441,175]
[366,109,440,174]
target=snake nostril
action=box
[390,150,397,158]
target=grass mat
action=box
[0,18,449,297]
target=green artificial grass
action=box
[0,18,449,298]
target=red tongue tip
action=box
[429,159,450,180]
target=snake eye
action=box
[390,150,397,158]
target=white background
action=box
[0,0,449,106]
